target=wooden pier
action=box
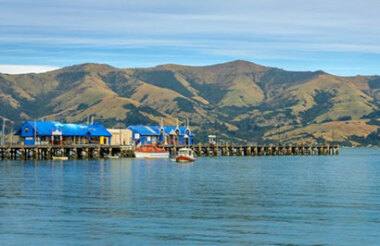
[0,145,134,161]
[0,144,338,161]
[167,144,339,157]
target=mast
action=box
[1,118,5,145]
[214,118,217,137]
[160,118,165,145]
[34,119,37,146]
[10,122,13,146]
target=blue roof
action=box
[128,125,194,136]
[128,125,160,135]
[16,121,111,137]
[86,124,112,137]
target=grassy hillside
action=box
[1,60,380,146]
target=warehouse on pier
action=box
[15,121,112,146]
[128,125,194,146]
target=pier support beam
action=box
[32,149,37,160]
[238,146,243,156]
[253,147,257,156]
[246,147,252,156]
[334,146,339,155]
[294,145,299,155]
[228,146,234,156]
[222,146,227,156]
[268,146,273,156]
[213,146,218,157]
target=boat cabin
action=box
[178,148,194,157]
[208,135,217,146]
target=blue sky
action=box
[0,0,379,75]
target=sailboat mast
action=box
[1,118,5,145]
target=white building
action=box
[107,129,132,146]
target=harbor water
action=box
[0,148,379,245]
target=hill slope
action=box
[1,60,380,146]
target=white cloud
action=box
[0,65,60,74]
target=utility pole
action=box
[213,116,217,145]
[10,122,13,146]
[1,118,5,145]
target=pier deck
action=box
[0,144,338,161]
[168,144,338,157]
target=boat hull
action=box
[176,155,195,163]
[135,151,169,159]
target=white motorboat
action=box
[176,148,196,163]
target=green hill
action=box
[1,60,380,146]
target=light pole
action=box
[10,122,13,146]
[34,119,37,146]
[1,118,5,145]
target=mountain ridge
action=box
[1,60,380,146]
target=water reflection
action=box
[0,149,379,245]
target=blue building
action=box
[128,125,194,146]
[15,121,112,146]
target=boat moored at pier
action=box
[176,148,196,163]
[134,145,169,159]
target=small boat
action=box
[134,145,169,159]
[52,156,69,161]
[176,148,196,163]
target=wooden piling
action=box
[246,146,252,156]
[238,146,243,156]
[252,146,257,156]
[197,143,202,157]
[213,145,218,157]
[268,146,273,156]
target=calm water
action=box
[0,148,379,246]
